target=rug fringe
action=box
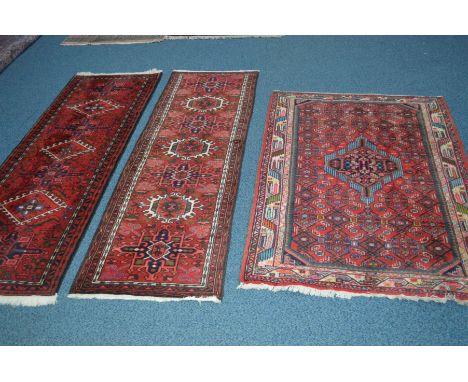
[173,70,259,73]
[165,35,282,40]
[0,294,57,307]
[238,283,468,306]
[61,37,164,46]
[68,293,221,303]
[76,69,162,76]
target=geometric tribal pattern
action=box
[71,71,258,301]
[241,92,468,304]
[0,72,160,301]
[324,135,403,204]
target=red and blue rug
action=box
[0,70,160,305]
[241,92,468,305]
[71,70,258,302]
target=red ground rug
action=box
[70,71,258,302]
[0,70,161,306]
[241,92,468,305]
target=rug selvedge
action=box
[70,71,258,301]
[241,92,468,304]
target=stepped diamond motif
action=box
[324,135,403,204]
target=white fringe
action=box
[0,294,57,307]
[173,70,259,73]
[61,37,164,46]
[76,69,162,76]
[68,293,220,303]
[165,35,282,40]
[238,283,468,306]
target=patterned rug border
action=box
[241,91,468,304]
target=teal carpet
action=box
[0,36,467,345]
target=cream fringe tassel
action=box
[76,69,162,76]
[165,35,282,40]
[0,294,57,307]
[68,293,220,303]
[238,283,468,306]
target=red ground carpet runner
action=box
[71,71,258,302]
[0,70,161,306]
[241,92,468,304]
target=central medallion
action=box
[324,135,403,204]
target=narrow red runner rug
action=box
[70,70,258,302]
[0,70,161,306]
[241,92,468,305]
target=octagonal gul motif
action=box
[324,135,403,204]
[140,192,203,224]
[163,137,215,160]
[184,96,228,113]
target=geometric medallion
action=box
[0,190,67,225]
[41,139,96,161]
[67,98,123,117]
[324,135,403,204]
[139,192,203,224]
[184,96,228,113]
[121,229,196,274]
[163,137,215,161]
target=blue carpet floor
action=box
[0,36,467,345]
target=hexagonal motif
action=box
[184,96,228,113]
[139,192,203,224]
[163,137,215,160]
[68,98,122,117]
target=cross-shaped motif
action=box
[15,199,44,217]
[0,233,43,266]
[121,229,196,274]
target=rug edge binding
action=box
[238,283,468,306]
[76,69,162,76]
[0,294,57,307]
[68,293,220,303]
